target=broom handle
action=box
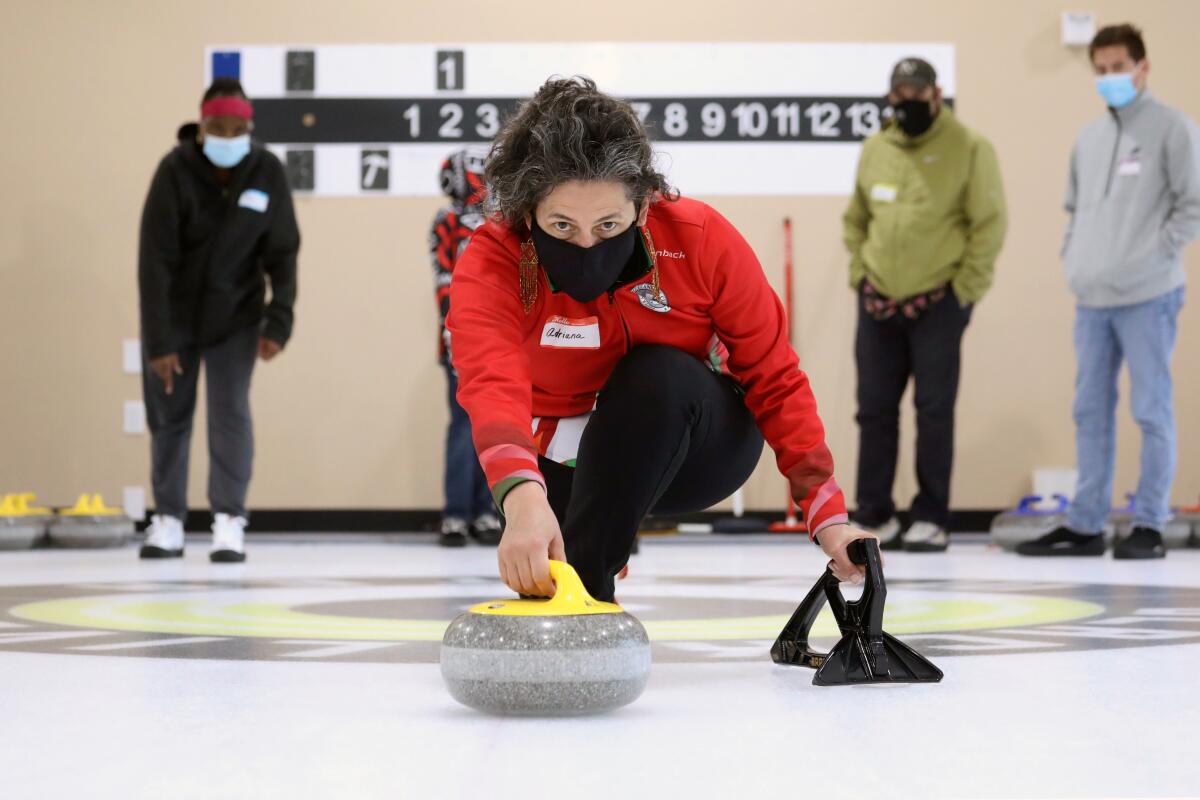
[783,217,796,524]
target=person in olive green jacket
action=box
[843,57,1007,553]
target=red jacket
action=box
[447,196,848,536]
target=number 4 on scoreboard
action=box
[436,50,464,92]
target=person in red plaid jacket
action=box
[429,149,501,547]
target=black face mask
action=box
[892,99,935,137]
[531,219,639,303]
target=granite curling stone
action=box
[48,494,134,548]
[440,560,651,716]
[1110,493,1192,549]
[0,493,53,550]
[990,495,1070,551]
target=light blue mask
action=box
[1096,73,1138,109]
[202,134,251,168]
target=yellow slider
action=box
[469,560,624,617]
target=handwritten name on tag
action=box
[1117,158,1141,177]
[540,315,600,349]
[870,183,898,203]
[238,189,269,212]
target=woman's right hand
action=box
[498,481,566,597]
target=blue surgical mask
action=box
[1096,73,1139,109]
[202,133,251,168]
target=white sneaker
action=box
[470,512,503,546]
[860,516,903,550]
[903,521,948,553]
[210,513,247,563]
[139,514,184,559]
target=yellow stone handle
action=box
[0,493,51,517]
[60,493,123,516]
[545,560,596,612]
[467,559,622,616]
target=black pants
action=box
[540,345,764,601]
[854,291,972,529]
[142,325,258,521]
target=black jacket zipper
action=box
[607,289,632,350]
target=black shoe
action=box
[469,513,503,546]
[1113,526,1166,560]
[139,544,184,559]
[439,517,469,548]
[901,522,948,553]
[1016,526,1105,557]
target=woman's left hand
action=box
[258,338,283,361]
[814,523,880,584]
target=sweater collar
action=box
[1109,89,1153,123]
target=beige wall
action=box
[1,0,1197,513]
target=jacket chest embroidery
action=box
[630,282,671,312]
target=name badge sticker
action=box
[540,315,601,350]
[870,183,898,203]
[238,188,270,213]
[1117,157,1141,177]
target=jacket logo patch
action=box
[238,189,269,213]
[630,282,671,313]
[540,315,600,349]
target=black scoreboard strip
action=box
[252,95,953,145]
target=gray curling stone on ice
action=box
[1110,493,1192,549]
[48,494,134,548]
[1178,498,1200,547]
[440,560,651,716]
[990,495,1071,551]
[0,494,53,550]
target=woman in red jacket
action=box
[449,77,874,601]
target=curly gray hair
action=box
[484,76,677,231]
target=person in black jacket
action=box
[137,77,299,563]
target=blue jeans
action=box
[443,365,492,521]
[1069,287,1184,533]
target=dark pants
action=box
[443,365,492,520]
[540,345,764,601]
[142,325,258,521]
[854,291,972,529]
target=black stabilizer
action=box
[770,539,943,686]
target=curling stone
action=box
[440,560,651,716]
[0,493,53,550]
[1110,493,1192,549]
[772,538,942,686]
[990,495,1070,551]
[48,494,134,548]
[1179,498,1200,547]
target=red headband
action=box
[201,97,254,120]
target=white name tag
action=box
[870,183,898,202]
[238,188,269,213]
[540,315,600,349]
[1117,158,1141,177]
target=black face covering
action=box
[892,99,935,137]
[531,220,639,303]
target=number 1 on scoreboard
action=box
[436,50,464,91]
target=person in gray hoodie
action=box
[1020,24,1200,559]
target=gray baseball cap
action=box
[890,57,938,90]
